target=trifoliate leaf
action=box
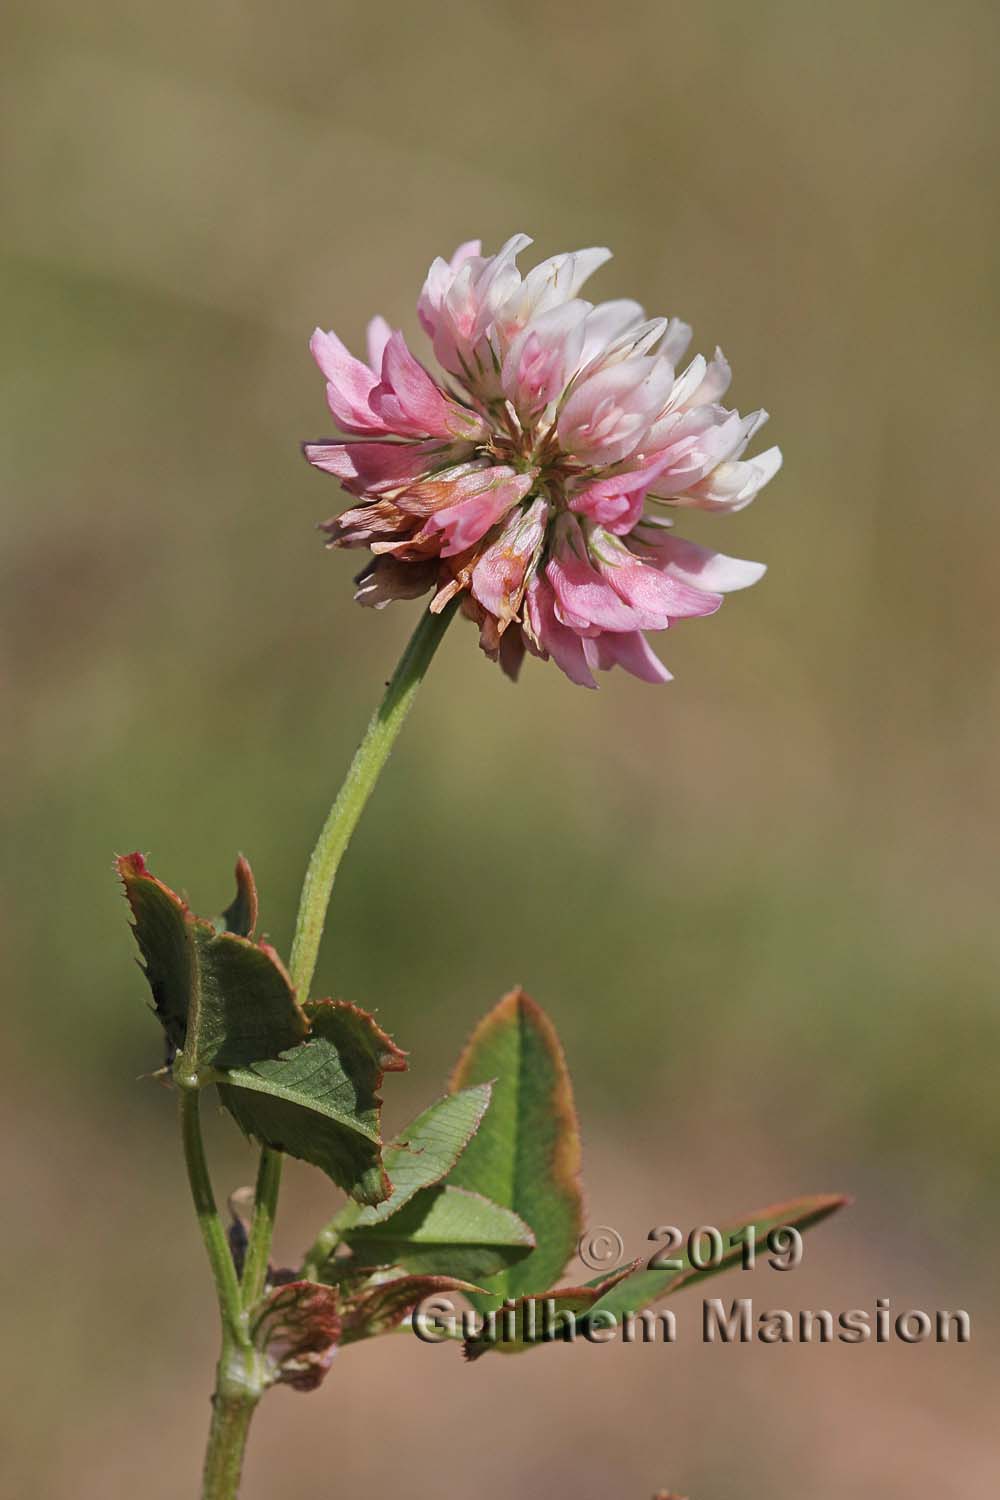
[219,1000,407,1206]
[338,1083,493,1231]
[118,853,307,1074]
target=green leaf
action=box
[338,1084,493,1231]
[118,852,307,1073]
[220,854,258,937]
[445,988,582,1306]
[340,1274,486,1345]
[341,1184,535,1280]
[220,1000,407,1206]
[251,1280,341,1392]
[580,1194,849,1328]
[463,1264,638,1360]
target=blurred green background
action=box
[3,0,998,1495]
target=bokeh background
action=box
[3,1,999,1495]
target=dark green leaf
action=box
[341,1184,535,1280]
[118,852,307,1073]
[220,1000,407,1205]
[446,988,582,1306]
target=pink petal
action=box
[303,439,453,495]
[451,239,484,265]
[642,409,749,493]
[423,469,535,556]
[365,316,392,372]
[590,528,723,624]
[557,356,675,466]
[524,575,596,689]
[463,233,533,342]
[417,240,483,338]
[470,496,548,621]
[583,631,673,684]
[309,328,391,435]
[427,234,532,380]
[568,453,676,533]
[371,332,489,442]
[501,301,588,417]
[546,515,651,633]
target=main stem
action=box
[181,1086,262,1500]
[192,600,457,1498]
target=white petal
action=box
[651,535,767,592]
[660,319,693,364]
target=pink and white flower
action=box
[305,234,780,687]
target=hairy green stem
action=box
[288,597,458,998]
[201,1384,258,1500]
[179,1085,263,1499]
[300,1218,343,1283]
[239,1143,282,1310]
[179,1085,245,1342]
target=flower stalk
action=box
[288,595,458,999]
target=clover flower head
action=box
[305,235,780,687]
